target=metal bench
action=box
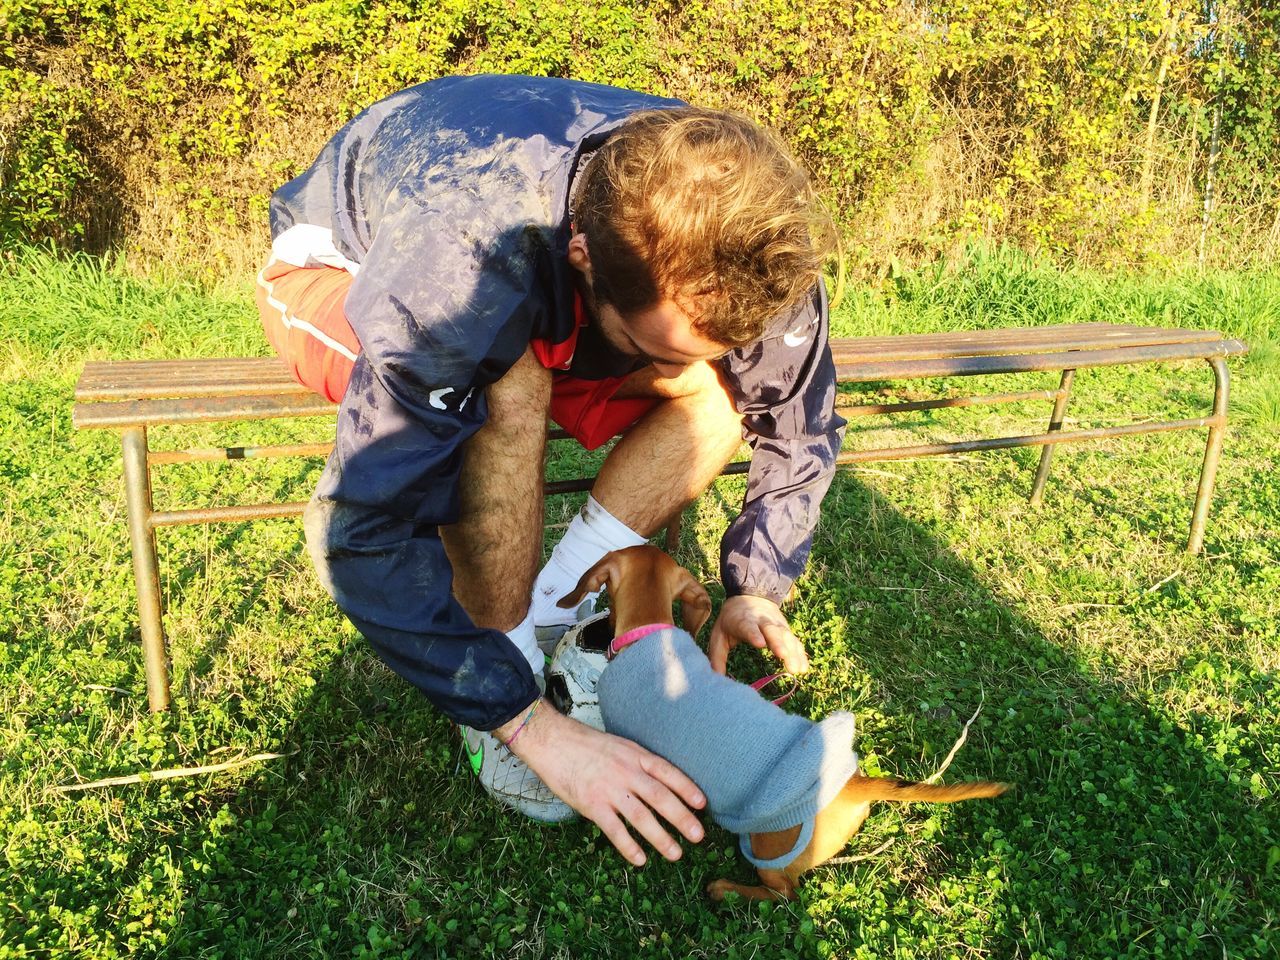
[74,322,1246,711]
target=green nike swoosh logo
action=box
[465,736,483,776]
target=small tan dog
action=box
[558,545,1010,902]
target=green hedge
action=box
[2,0,1277,273]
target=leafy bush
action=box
[0,67,92,243]
[0,0,1277,272]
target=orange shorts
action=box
[255,260,657,450]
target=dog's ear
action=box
[557,554,620,608]
[676,569,712,638]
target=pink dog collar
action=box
[606,623,799,706]
[607,623,670,660]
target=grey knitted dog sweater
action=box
[597,626,859,868]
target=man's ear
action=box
[566,232,591,275]
[557,553,618,609]
[676,570,712,638]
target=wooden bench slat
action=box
[836,338,1246,383]
[80,358,284,377]
[77,359,299,400]
[76,326,1230,400]
[78,369,293,390]
[73,327,1244,424]
[73,392,339,429]
[78,362,292,384]
[78,374,313,402]
[834,323,1221,349]
[830,325,1226,364]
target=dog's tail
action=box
[841,775,1011,804]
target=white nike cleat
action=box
[534,597,598,658]
[457,723,578,824]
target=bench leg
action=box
[1187,357,1230,555]
[122,427,171,712]
[1029,368,1076,507]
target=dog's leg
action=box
[707,796,877,903]
[706,871,795,902]
[786,798,874,875]
[706,823,803,902]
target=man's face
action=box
[593,296,730,379]
[568,232,729,377]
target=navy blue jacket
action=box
[270,75,846,729]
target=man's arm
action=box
[710,281,846,671]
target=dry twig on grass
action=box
[924,695,984,784]
[1142,570,1183,594]
[824,837,897,866]
[55,750,297,793]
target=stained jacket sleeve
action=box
[303,196,546,731]
[716,281,846,605]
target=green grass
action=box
[1,247,1277,959]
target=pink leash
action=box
[749,672,798,706]
[610,624,798,706]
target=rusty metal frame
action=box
[120,428,170,711]
[103,351,1234,712]
[1188,358,1230,553]
[113,425,691,711]
[826,358,1230,548]
[1030,369,1076,507]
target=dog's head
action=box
[557,545,712,638]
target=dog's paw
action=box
[705,879,738,903]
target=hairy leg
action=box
[441,346,551,631]
[592,361,744,536]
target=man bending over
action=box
[258,74,845,867]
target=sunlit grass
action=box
[3,248,1277,958]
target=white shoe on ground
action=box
[457,722,578,824]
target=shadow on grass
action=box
[112,460,1275,960]
[799,476,1273,956]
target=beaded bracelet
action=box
[501,699,539,750]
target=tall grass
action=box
[832,245,1280,343]
[3,245,1274,427]
[0,247,260,361]
[6,244,1275,360]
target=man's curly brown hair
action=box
[574,107,835,348]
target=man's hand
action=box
[502,703,706,866]
[707,594,810,676]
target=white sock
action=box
[506,611,542,675]
[532,495,647,627]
